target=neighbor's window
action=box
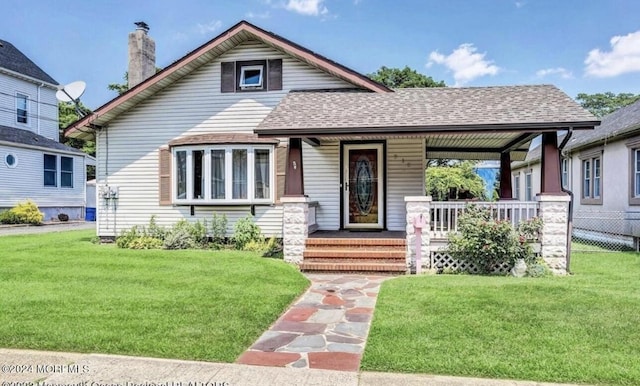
[525,172,532,201]
[61,156,74,188]
[513,174,521,200]
[174,145,273,204]
[44,154,57,187]
[634,149,640,198]
[16,93,28,124]
[239,65,264,89]
[561,158,569,189]
[581,155,602,204]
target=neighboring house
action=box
[513,100,640,247]
[0,39,88,220]
[65,21,598,274]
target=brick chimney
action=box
[128,22,155,89]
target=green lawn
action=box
[0,230,308,362]
[363,252,640,385]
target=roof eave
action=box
[255,120,601,137]
[0,67,59,88]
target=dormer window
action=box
[239,65,264,89]
[221,59,282,93]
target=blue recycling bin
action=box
[85,207,96,221]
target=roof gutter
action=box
[558,129,574,274]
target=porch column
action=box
[405,196,432,274]
[536,194,570,275]
[281,196,311,264]
[499,152,513,199]
[285,138,305,196]
[540,132,563,194]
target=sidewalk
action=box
[0,348,585,386]
[0,221,94,236]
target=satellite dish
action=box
[56,81,86,103]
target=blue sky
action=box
[4,0,640,109]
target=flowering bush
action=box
[447,205,538,274]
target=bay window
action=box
[173,145,273,204]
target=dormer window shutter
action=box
[221,62,235,93]
[159,146,172,205]
[268,59,283,91]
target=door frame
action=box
[340,140,387,230]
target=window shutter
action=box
[159,146,172,205]
[267,59,283,91]
[275,144,287,201]
[221,61,235,93]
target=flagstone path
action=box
[236,274,390,372]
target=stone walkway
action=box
[236,274,390,372]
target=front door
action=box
[343,143,384,229]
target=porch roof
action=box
[255,85,599,160]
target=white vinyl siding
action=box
[386,139,424,230]
[94,41,355,237]
[0,144,85,209]
[0,73,58,140]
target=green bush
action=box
[210,213,228,244]
[146,215,166,240]
[0,200,44,225]
[116,226,142,249]
[447,205,535,275]
[128,236,163,250]
[233,215,263,250]
[163,223,195,250]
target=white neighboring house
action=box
[512,99,640,247]
[0,39,88,221]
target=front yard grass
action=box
[362,252,640,385]
[0,230,308,362]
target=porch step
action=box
[302,237,407,274]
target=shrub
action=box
[518,216,544,241]
[233,215,263,250]
[116,226,142,249]
[128,236,163,250]
[447,205,535,275]
[0,200,44,225]
[210,213,228,244]
[163,226,195,250]
[146,215,166,240]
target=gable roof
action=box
[256,85,599,136]
[564,98,640,152]
[0,39,57,85]
[0,125,84,155]
[65,20,390,140]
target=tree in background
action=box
[368,66,445,88]
[108,68,162,96]
[425,161,486,201]
[58,101,95,179]
[576,92,640,117]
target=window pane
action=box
[593,158,601,198]
[192,150,204,199]
[176,151,187,199]
[44,154,56,187]
[211,149,225,199]
[254,149,270,199]
[583,160,590,198]
[232,149,247,199]
[61,157,73,188]
[17,94,27,124]
[561,159,568,188]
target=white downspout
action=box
[37,83,44,136]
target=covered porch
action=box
[256,86,600,275]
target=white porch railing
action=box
[430,201,539,239]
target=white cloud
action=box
[284,0,328,16]
[515,1,526,8]
[585,30,640,77]
[427,43,500,86]
[536,67,573,79]
[196,20,222,35]
[246,11,271,19]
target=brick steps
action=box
[301,237,407,274]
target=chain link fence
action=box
[572,210,639,252]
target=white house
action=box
[65,21,598,274]
[512,100,640,248]
[0,39,88,220]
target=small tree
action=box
[425,161,486,200]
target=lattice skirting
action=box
[429,250,513,274]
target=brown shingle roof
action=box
[256,85,599,136]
